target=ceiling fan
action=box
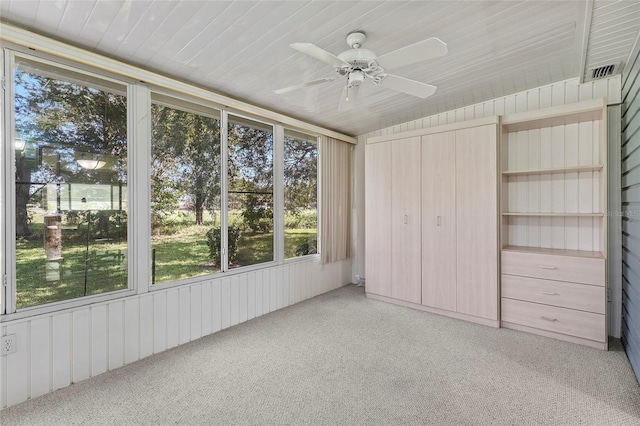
[275,31,448,110]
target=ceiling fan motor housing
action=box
[337,48,377,69]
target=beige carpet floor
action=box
[2,284,639,425]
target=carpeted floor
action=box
[2,284,639,425]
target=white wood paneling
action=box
[29,318,50,399]
[166,289,179,349]
[1,258,350,409]
[108,303,124,370]
[124,299,139,365]
[91,305,108,376]
[139,295,154,359]
[72,310,90,383]
[179,287,191,344]
[190,285,202,341]
[153,292,167,354]
[5,322,28,407]
[52,313,71,390]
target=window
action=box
[13,56,128,309]
[150,94,222,283]
[284,129,318,258]
[227,115,274,268]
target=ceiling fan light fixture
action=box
[348,70,365,87]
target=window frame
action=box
[0,33,334,321]
[1,45,137,320]
[282,128,319,262]
[226,111,280,272]
[149,89,224,286]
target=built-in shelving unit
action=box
[500,98,608,350]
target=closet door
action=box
[455,125,498,320]
[365,141,392,297]
[391,137,422,303]
[421,132,457,311]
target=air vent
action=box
[584,63,620,82]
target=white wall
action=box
[0,257,351,409]
[353,76,622,336]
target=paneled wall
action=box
[354,76,622,336]
[621,49,640,382]
[0,257,351,409]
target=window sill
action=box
[1,288,136,323]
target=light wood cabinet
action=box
[364,141,392,298]
[366,117,500,327]
[455,125,499,320]
[500,98,608,349]
[421,132,457,311]
[365,137,421,301]
[391,137,422,303]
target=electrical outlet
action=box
[1,334,17,356]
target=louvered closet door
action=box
[421,132,457,311]
[455,125,498,320]
[365,141,392,297]
[391,137,422,304]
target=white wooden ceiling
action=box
[1,0,638,136]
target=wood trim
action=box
[502,164,604,176]
[502,212,604,217]
[501,98,606,131]
[501,321,607,350]
[366,292,500,328]
[0,23,357,144]
[577,0,594,84]
[367,116,500,144]
[503,245,604,259]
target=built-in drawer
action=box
[502,274,605,314]
[501,298,606,342]
[501,251,604,286]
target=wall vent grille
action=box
[585,63,619,82]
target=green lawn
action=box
[16,223,316,308]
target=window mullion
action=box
[274,125,285,264]
[130,83,151,294]
[221,110,229,271]
[2,48,16,314]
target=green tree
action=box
[14,66,127,237]
[284,137,317,214]
[151,105,221,226]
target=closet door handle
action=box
[437,216,441,226]
[540,291,558,296]
[404,215,408,224]
[540,316,557,322]
[539,265,557,270]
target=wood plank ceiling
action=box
[1,0,638,136]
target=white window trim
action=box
[2,47,136,317]
[0,25,350,319]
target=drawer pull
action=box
[540,316,557,322]
[540,291,557,295]
[539,265,557,270]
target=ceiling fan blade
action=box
[274,77,336,94]
[338,85,360,111]
[380,74,437,98]
[290,42,350,67]
[375,37,447,70]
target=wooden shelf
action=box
[502,245,605,259]
[502,164,603,176]
[502,212,604,217]
[502,98,605,132]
